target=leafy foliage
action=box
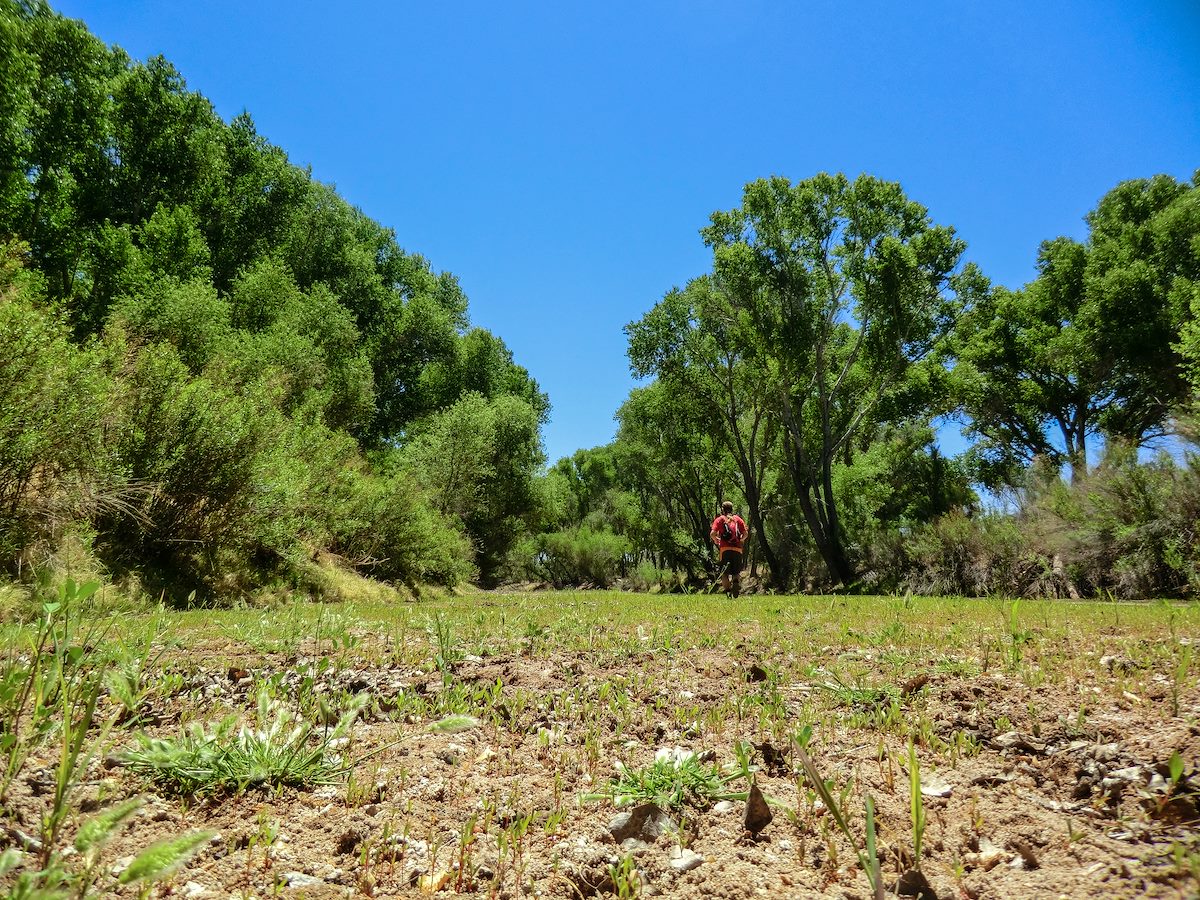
[0,2,549,595]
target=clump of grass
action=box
[122,688,366,795]
[822,672,898,709]
[582,748,746,810]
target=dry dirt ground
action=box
[2,592,1199,899]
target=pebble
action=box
[992,731,1046,753]
[920,772,953,798]
[282,872,322,888]
[712,800,735,814]
[110,855,135,877]
[668,847,704,873]
[1108,765,1143,783]
[965,837,1007,871]
[182,882,207,898]
[608,803,679,850]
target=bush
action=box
[527,526,627,587]
[105,343,285,592]
[892,512,1059,597]
[1038,446,1200,598]
[0,251,115,571]
[330,470,476,588]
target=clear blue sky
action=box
[55,0,1200,465]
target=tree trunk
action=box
[795,485,854,587]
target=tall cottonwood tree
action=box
[701,173,967,585]
[0,2,551,589]
[955,173,1199,485]
[626,276,786,583]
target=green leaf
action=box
[1168,750,1184,785]
[118,830,213,884]
[428,715,480,734]
[75,796,145,852]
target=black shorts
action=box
[720,548,744,574]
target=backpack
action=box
[719,515,743,543]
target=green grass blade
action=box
[118,830,213,884]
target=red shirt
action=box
[710,514,747,551]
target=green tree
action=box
[626,276,785,582]
[201,113,310,293]
[0,1,38,230]
[956,173,1199,485]
[701,173,967,585]
[402,393,545,584]
[109,56,224,225]
[614,382,736,578]
[17,4,119,299]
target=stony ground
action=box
[2,591,1198,899]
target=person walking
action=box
[710,500,748,597]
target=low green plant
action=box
[1172,643,1193,718]
[429,611,460,686]
[608,853,639,898]
[822,671,898,710]
[1,580,106,803]
[908,741,926,870]
[121,688,367,795]
[581,750,745,810]
[1006,599,1032,671]
[793,736,885,900]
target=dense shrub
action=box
[1037,446,1200,598]
[0,251,114,569]
[853,448,1200,600]
[106,343,285,587]
[526,526,627,587]
[330,472,476,587]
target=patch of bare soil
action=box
[4,636,1198,899]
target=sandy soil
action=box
[3,617,1198,899]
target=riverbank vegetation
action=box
[3,0,1200,605]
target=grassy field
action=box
[1,585,1197,898]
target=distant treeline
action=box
[3,2,1199,602]
[524,172,1200,599]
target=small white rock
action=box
[668,847,704,873]
[920,773,953,798]
[712,800,735,815]
[110,855,135,877]
[282,872,322,888]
